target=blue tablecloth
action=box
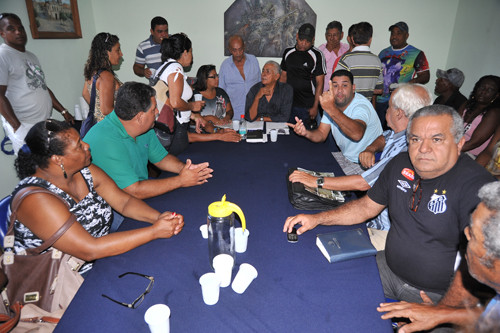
[56,134,392,333]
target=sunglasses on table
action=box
[101,272,154,309]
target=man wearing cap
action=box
[280,23,326,127]
[133,16,169,85]
[434,68,467,112]
[376,21,430,129]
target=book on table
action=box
[316,228,376,263]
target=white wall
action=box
[0,0,498,197]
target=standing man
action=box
[288,70,382,166]
[335,22,383,100]
[284,105,494,307]
[0,13,73,153]
[133,16,169,85]
[434,68,467,111]
[318,21,349,92]
[281,23,326,127]
[219,35,260,119]
[376,22,430,129]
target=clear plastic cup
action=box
[270,129,278,142]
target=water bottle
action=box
[239,115,247,139]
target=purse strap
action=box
[153,61,176,84]
[87,69,104,117]
[8,187,77,255]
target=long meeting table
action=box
[56,132,392,332]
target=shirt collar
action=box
[352,45,370,52]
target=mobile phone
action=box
[287,228,298,243]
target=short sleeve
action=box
[414,51,429,73]
[146,129,168,164]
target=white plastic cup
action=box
[199,272,220,305]
[270,129,278,142]
[231,263,258,294]
[212,254,234,288]
[234,228,249,253]
[144,304,171,333]
[74,104,83,121]
[199,224,208,239]
[149,68,156,78]
[194,94,202,101]
[232,119,239,131]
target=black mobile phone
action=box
[287,228,298,243]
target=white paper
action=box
[265,122,289,135]
[246,120,264,130]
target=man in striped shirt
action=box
[335,22,383,101]
[133,16,169,85]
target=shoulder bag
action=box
[80,69,104,138]
[0,186,84,332]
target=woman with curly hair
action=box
[458,75,500,157]
[82,32,123,122]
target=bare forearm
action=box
[324,175,371,192]
[123,176,184,199]
[365,135,386,153]
[439,268,480,307]
[133,63,146,77]
[0,94,20,129]
[248,95,261,120]
[410,71,430,84]
[118,195,160,223]
[48,88,65,112]
[315,196,382,226]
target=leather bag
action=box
[0,186,84,331]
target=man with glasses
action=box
[284,105,494,307]
[0,13,74,154]
[219,35,260,119]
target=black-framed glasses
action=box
[102,272,154,309]
[409,179,422,212]
[207,74,219,79]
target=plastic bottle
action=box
[238,114,247,139]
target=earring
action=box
[60,164,68,179]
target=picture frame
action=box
[25,0,82,39]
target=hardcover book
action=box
[316,228,377,263]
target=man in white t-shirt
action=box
[0,13,73,153]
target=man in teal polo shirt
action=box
[84,82,213,200]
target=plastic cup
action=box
[234,227,249,253]
[231,263,258,294]
[199,224,208,239]
[212,254,234,288]
[144,304,170,333]
[232,120,239,131]
[270,129,278,142]
[194,94,202,101]
[199,272,220,305]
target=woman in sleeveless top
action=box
[12,120,184,276]
[82,33,123,122]
[458,75,500,156]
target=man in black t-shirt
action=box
[284,105,495,309]
[280,23,326,126]
[434,68,467,112]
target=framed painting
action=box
[25,0,82,39]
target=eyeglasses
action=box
[102,272,154,309]
[207,74,219,79]
[409,179,422,212]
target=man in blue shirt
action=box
[219,35,260,119]
[133,16,169,85]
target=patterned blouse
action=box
[12,168,112,274]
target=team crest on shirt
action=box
[428,190,448,214]
[401,168,414,181]
[396,180,411,192]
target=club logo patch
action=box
[428,193,447,214]
[401,168,414,181]
[397,180,411,192]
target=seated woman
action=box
[476,123,500,179]
[193,65,233,128]
[244,60,293,122]
[458,75,500,157]
[82,32,123,122]
[12,120,184,276]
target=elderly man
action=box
[434,68,467,112]
[376,22,430,129]
[280,23,326,126]
[219,35,260,119]
[378,181,500,333]
[289,84,432,249]
[318,21,349,92]
[288,70,382,167]
[0,13,74,153]
[244,60,293,122]
[84,82,213,200]
[133,16,169,85]
[284,105,494,306]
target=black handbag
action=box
[286,168,346,211]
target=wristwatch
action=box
[316,176,324,189]
[260,116,264,121]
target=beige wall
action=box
[1,0,499,197]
